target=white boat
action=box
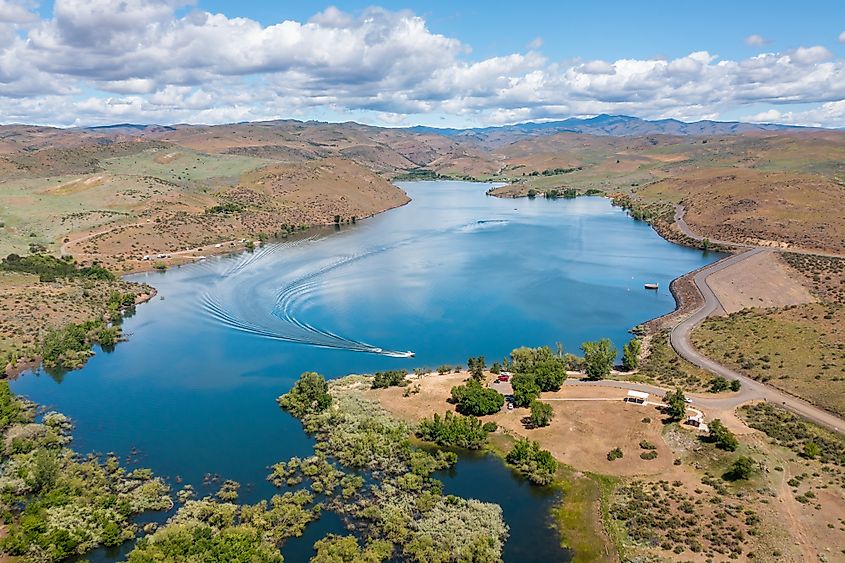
[644,283,659,290]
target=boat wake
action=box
[197,218,506,356]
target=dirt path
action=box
[60,220,149,256]
[766,448,816,561]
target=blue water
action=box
[11,181,719,560]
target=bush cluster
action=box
[505,438,557,485]
[450,379,504,416]
[371,369,408,389]
[416,411,490,449]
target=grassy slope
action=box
[693,303,845,415]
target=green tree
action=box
[467,356,486,382]
[510,346,555,373]
[662,388,687,421]
[724,456,755,481]
[278,372,332,417]
[528,401,554,428]
[511,373,540,407]
[621,339,641,371]
[581,338,617,380]
[532,358,567,392]
[707,419,738,451]
[450,379,504,416]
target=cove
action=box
[10,180,721,560]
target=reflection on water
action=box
[10,181,721,561]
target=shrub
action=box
[417,411,490,449]
[0,381,26,431]
[639,451,658,460]
[803,442,821,459]
[450,379,504,416]
[607,447,623,461]
[709,376,730,392]
[739,403,845,466]
[206,201,244,214]
[707,419,739,451]
[505,438,557,485]
[371,370,408,389]
[1,253,115,281]
[528,401,554,428]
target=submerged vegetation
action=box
[277,373,509,561]
[0,382,171,562]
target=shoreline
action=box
[111,192,414,276]
[3,286,159,379]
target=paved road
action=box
[674,205,752,249]
[665,217,845,436]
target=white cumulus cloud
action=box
[0,2,844,127]
[745,34,770,47]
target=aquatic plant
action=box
[277,376,509,561]
[0,388,171,561]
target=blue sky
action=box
[3,0,845,127]
[190,0,845,62]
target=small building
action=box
[624,390,649,405]
[686,413,709,432]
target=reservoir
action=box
[11,181,720,560]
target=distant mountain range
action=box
[405,114,816,138]
[75,114,818,140]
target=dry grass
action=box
[0,271,152,362]
[638,167,845,254]
[692,303,845,415]
[707,251,816,313]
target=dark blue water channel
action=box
[11,181,720,560]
